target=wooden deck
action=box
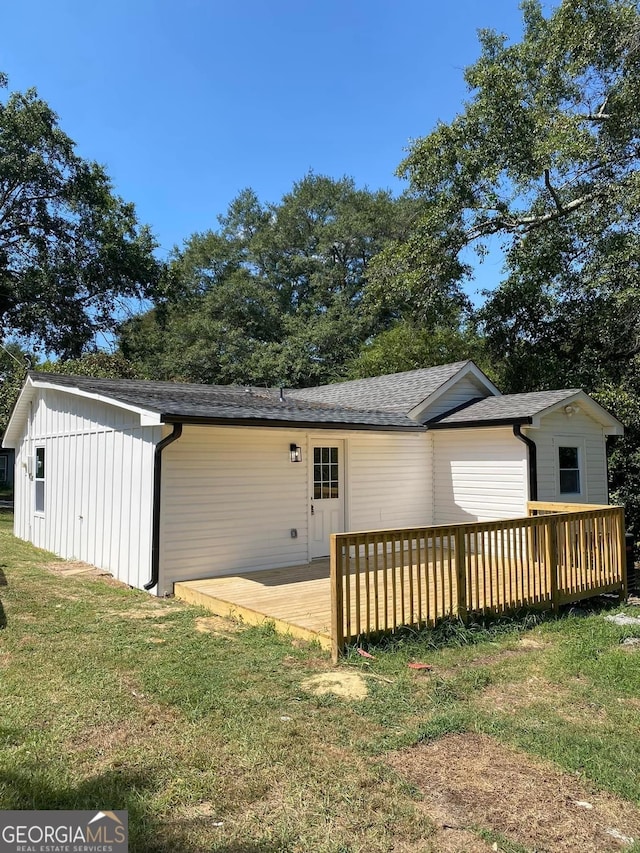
[173,551,537,650]
[174,503,626,659]
[174,560,334,650]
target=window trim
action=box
[34,446,45,515]
[557,442,583,498]
[312,445,340,501]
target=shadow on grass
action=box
[0,768,288,853]
[0,565,7,628]
[348,594,626,657]
[0,564,7,629]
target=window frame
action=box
[34,446,45,515]
[557,443,583,498]
[312,445,340,501]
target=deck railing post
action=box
[330,533,344,663]
[617,508,628,601]
[545,515,559,612]
[455,527,468,622]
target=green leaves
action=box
[118,173,409,387]
[0,75,160,357]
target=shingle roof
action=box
[287,361,471,412]
[428,389,582,427]
[28,372,424,431]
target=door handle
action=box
[311,504,314,515]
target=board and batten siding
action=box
[13,388,159,589]
[530,408,609,504]
[432,427,528,524]
[159,425,434,593]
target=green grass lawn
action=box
[1,513,640,853]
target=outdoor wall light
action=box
[564,404,579,417]
[290,443,302,463]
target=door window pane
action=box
[313,446,339,500]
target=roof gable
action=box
[427,389,623,435]
[288,361,477,412]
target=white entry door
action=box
[309,443,345,559]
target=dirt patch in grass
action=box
[194,615,243,636]
[102,608,170,621]
[388,732,640,852]
[476,678,611,726]
[302,671,368,701]
[519,635,548,649]
[43,560,128,587]
[476,677,568,714]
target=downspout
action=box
[513,424,537,502]
[144,423,183,592]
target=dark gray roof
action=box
[29,372,424,431]
[428,389,582,427]
[288,361,471,411]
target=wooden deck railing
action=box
[330,502,626,661]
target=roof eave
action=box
[2,375,35,448]
[2,375,162,447]
[426,416,533,430]
[161,413,426,432]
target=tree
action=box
[0,342,30,434]
[370,0,639,326]
[120,174,410,386]
[369,0,640,535]
[346,321,492,379]
[0,74,160,357]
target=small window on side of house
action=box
[558,446,580,495]
[0,456,7,484]
[35,447,45,513]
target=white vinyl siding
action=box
[159,425,310,592]
[529,408,608,504]
[13,388,159,589]
[159,426,434,593]
[348,432,432,530]
[416,374,492,422]
[433,427,528,524]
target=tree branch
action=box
[465,189,600,240]
[544,169,564,213]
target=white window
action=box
[35,447,45,513]
[558,445,581,495]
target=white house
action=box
[2,361,623,596]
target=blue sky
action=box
[2,0,541,301]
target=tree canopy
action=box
[118,174,457,386]
[368,0,640,532]
[0,74,160,357]
[371,0,640,326]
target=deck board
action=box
[174,560,334,648]
[174,550,619,652]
